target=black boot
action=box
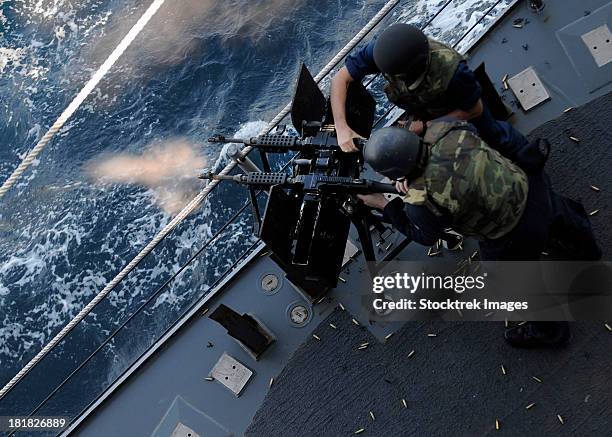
[504,322,570,348]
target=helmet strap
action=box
[407,50,431,90]
[404,139,427,182]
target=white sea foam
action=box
[0,47,25,73]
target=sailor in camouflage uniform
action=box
[331,23,527,160]
[358,119,601,347]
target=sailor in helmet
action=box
[357,118,601,347]
[331,23,526,159]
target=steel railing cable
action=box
[0,0,167,201]
[451,0,506,49]
[0,0,401,401]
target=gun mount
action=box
[206,64,390,301]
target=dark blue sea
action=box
[0,0,512,428]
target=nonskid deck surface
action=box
[245,91,612,437]
[536,92,611,252]
[247,317,610,437]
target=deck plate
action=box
[581,25,612,67]
[210,353,253,396]
[170,423,200,437]
[508,67,550,111]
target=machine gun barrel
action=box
[207,135,252,144]
[199,171,398,194]
[208,134,302,151]
[207,133,364,153]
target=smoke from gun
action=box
[87,139,205,215]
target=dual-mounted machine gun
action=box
[201,65,399,301]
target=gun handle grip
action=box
[353,138,366,151]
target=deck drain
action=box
[287,302,312,327]
[260,273,281,294]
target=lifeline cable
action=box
[0,0,400,402]
[0,0,167,201]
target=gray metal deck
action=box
[69,1,612,436]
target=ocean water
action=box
[0,0,513,426]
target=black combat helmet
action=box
[373,23,429,84]
[363,127,425,180]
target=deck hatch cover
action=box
[210,352,253,396]
[171,423,201,437]
[508,67,550,111]
[581,25,612,67]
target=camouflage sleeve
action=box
[382,198,448,246]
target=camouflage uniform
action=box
[345,34,530,160]
[380,39,530,162]
[384,119,600,261]
[381,120,600,347]
[383,40,463,120]
[402,120,528,240]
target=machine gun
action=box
[203,65,395,300]
[199,172,398,195]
